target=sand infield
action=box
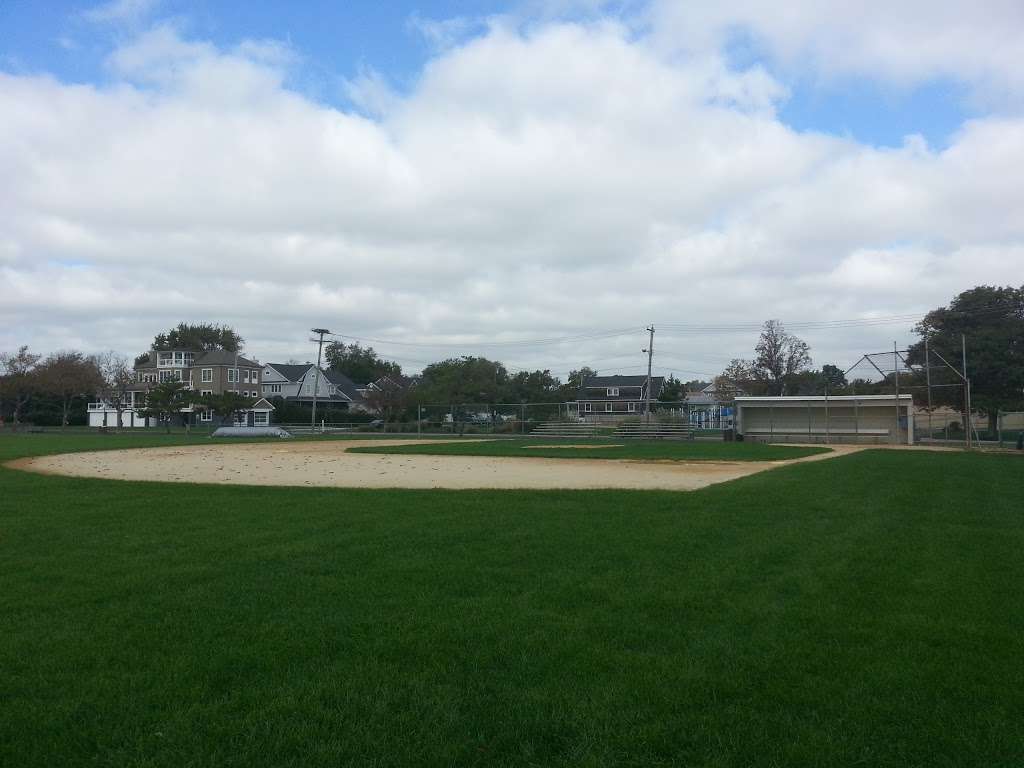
[7,439,858,492]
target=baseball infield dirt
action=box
[8,439,857,491]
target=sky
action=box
[2,0,1023,383]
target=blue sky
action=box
[1,0,976,148]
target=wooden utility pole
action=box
[643,325,655,424]
[310,328,331,432]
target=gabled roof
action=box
[322,369,364,402]
[250,397,275,410]
[579,375,665,400]
[265,363,312,383]
[194,350,260,367]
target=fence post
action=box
[521,404,526,434]
[417,404,421,436]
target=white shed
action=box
[735,394,914,445]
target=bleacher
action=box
[529,421,604,438]
[613,422,694,440]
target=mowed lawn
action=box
[1,434,1022,767]
[350,438,829,461]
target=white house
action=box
[262,363,368,411]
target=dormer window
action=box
[606,387,619,397]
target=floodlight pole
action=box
[311,328,331,432]
[643,325,655,424]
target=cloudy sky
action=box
[2,0,1022,382]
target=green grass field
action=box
[350,438,829,461]
[1,433,1022,767]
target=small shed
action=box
[734,394,914,445]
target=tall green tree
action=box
[418,357,510,405]
[509,370,562,403]
[324,342,401,384]
[658,374,685,402]
[908,285,1024,432]
[151,323,243,353]
[821,364,848,391]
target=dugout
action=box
[735,395,914,445]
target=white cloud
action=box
[1,17,1022,377]
[648,0,1024,103]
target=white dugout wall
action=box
[735,395,914,445]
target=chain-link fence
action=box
[278,401,734,437]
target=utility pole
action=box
[962,333,971,449]
[310,328,331,432]
[925,334,933,441]
[893,341,900,446]
[643,325,655,424]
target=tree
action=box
[363,380,409,422]
[563,367,597,398]
[909,285,1024,432]
[139,381,193,433]
[821,364,848,391]
[509,370,562,403]
[151,322,243,353]
[753,320,812,395]
[35,352,104,429]
[324,342,401,384]
[0,346,41,429]
[199,392,255,427]
[417,357,510,432]
[658,374,685,402]
[714,359,760,402]
[93,352,136,429]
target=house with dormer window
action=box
[575,375,664,419]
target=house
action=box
[575,375,664,419]
[88,348,273,428]
[262,363,368,411]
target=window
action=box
[251,369,259,383]
[605,402,613,412]
[584,402,592,412]
[201,368,212,383]
[606,387,619,397]
[242,369,249,383]
[627,402,636,412]
[227,369,237,383]
[264,384,282,394]
[158,370,182,384]
[254,412,268,426]
[157,352,173,367]
[199,409,212,422]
